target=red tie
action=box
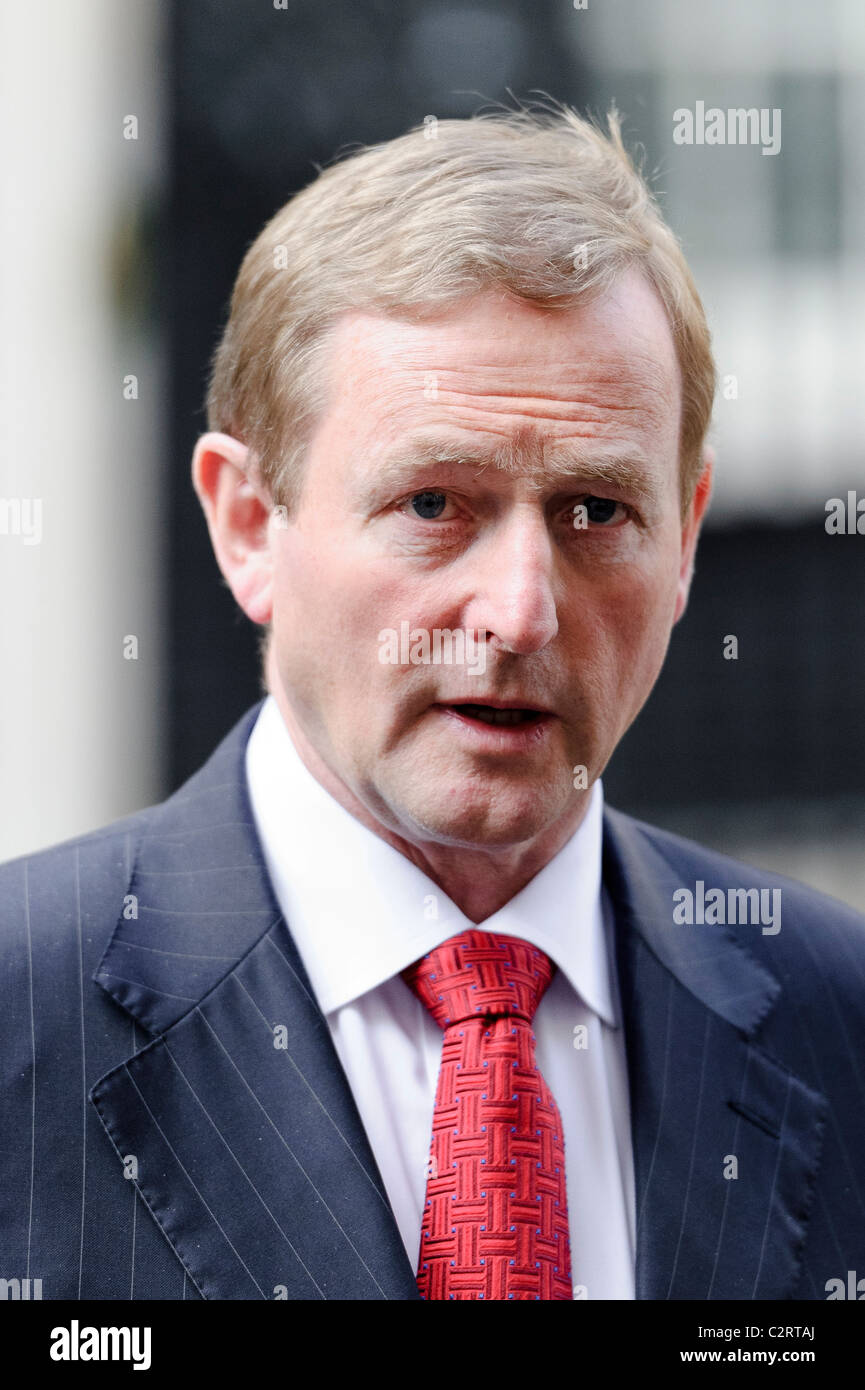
[401,930,572,1300]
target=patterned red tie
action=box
[401,930,572,1300]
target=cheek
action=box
[572,559,678,690]
[274,540,412,685]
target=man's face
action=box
[267,272,703,849]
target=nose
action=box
[466,505,559,656]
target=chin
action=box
[400,786,565,851]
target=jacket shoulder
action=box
[0,702,263,1002]
[605,805,865,1001]
[0,801,158,890]
[615,808,863,916]
[0,803,162,977]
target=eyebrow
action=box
[361,433,664,508]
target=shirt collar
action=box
[244,694,617,1026]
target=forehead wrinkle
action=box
[391,355,677,449]
[401,346,675,400]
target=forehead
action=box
[313,270,681,461]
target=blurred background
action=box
[2,0,863,907]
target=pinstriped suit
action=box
[1,699,864,1299]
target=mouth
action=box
[429,698,558,750]
[440,702,549,728]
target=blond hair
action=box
[206,102,716,516]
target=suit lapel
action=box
[90,702,420,1300]
[603,808,827,1299]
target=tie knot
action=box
[401,930,554,1031]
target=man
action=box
[1,106,864,1302]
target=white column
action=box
[0,0,166,857]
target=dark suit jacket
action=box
[1,700,864,1300]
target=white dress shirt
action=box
[245,694,636,1298]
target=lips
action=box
[446,703,546,727]
[435,698,554,728]
[429,699,557,752]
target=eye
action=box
[572,495,629,528]
[406,490,451,521]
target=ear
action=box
[673,444,714,624]
[191,431,274,625]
